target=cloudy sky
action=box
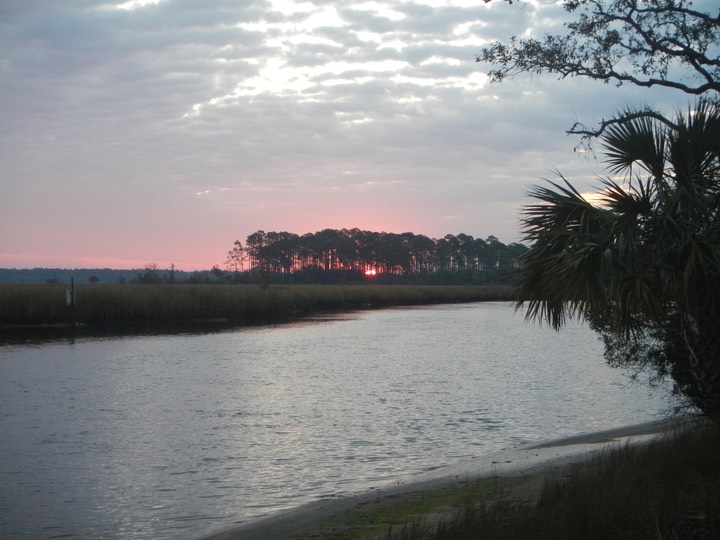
[1,0,686,270]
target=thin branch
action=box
[568,109,680,139]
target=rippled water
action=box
[0,303,674,539]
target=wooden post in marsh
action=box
[65,277,76,327]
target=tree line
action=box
[225,229,528,284]
[0,267,227,285]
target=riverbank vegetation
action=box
[513,102,720,421]
[0,283,512,328]
[481,0,720,422]
[382,421,720,540]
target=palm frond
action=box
[515,98,720,417]
[522,177,608,240]
[516,178,618,328]
[668,100,720,196]
[601,110,665,179]
[599,178,652,218]
[673,234,720,305]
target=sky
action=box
[0,0,689,270]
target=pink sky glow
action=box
[0,1,685,271]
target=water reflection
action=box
[0,311,355,347]
[0,303,674,540]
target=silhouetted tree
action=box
[478,0,720,145]
[514,100,720,421]
[232,229,527,284]
[225,240,246,273]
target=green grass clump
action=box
[0,283,512,327]
[282,477,516,540]
[385,422,720,540]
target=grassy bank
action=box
[0,283,512,327]
[201,421,716,540]
[384,421,719,540]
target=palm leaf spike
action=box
[601,109,666,181]
[517,177,611,329]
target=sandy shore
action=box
[200,417,695,540]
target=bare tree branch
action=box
[568,109,680,138]
[477,0,720,95]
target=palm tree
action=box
[514,99,720,421]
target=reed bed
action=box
[0,283,512,327]
[385,421,720,540]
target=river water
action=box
[0,302,675,539]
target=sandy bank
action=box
[200,417,696,540]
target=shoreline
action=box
[200,416,697,540]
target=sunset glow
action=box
[0,1,679,271]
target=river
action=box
[0,302,676,539]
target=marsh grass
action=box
[0,283,511,327]
[293,476,516,540]
[385,422,720,540]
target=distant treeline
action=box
[226,229,528,284]
[0,267,221,285]
[0,230,527,286]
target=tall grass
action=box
[385,421,720,540]
[0,283,512,327]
